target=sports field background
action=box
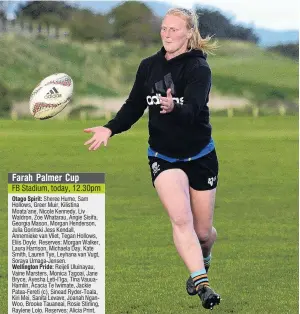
[0,116,298,313]
[1,37,298,117]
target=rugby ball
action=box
[29,73,73,119]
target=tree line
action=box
[0,1,259,44]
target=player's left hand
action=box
[160,88,174,114]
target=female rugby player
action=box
[84,8,221,310]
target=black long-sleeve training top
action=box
[104,47,213,159]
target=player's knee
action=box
[198,230,210,243]
[171,213,193,230]
[197,227,217,243]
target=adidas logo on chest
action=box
[146,93,184,106]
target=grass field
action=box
[0,116,298,313]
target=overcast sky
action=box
[171,0,299,30]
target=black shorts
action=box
[148,149,219,191]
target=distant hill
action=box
[254,28,299,47]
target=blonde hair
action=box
[165,8,219,55]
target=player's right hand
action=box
[83,126,112,151]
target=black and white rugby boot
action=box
[197,285,221,310]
